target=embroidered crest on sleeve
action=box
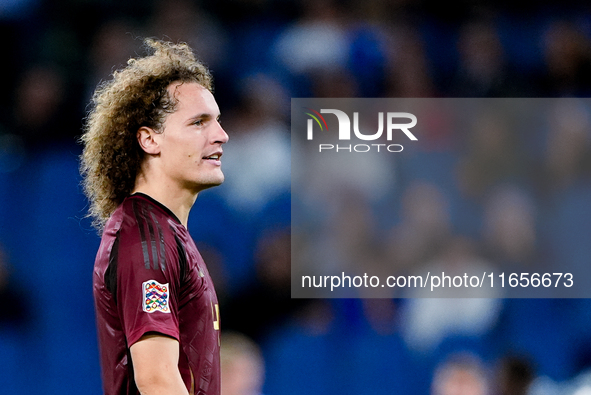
[142,280,171,313]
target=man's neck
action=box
[132,180,198,227]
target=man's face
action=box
[155,82,229,193]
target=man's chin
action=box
[191,176,225,193]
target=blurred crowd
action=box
[1,0,591,394]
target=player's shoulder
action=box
[103,194,186,270]
[127,193,179,222]
[106,193,181,239]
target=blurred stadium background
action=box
[1,0,591,394]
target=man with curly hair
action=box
[80,39,228,395]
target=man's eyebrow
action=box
[187,113,221,122]
[189,113,210,120]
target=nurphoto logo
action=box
[304,107,418,153]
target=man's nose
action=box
[214,121,229,144]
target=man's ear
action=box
[137,126,161,155]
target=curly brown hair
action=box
[80,39,213,230]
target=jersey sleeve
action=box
[115,224,182,347]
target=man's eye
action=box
[193,120,204,126]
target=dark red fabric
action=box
[93,193,220,395]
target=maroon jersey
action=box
[93,193,220,395]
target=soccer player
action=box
[80,39,228,395]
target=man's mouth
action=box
[203,152,222,164]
